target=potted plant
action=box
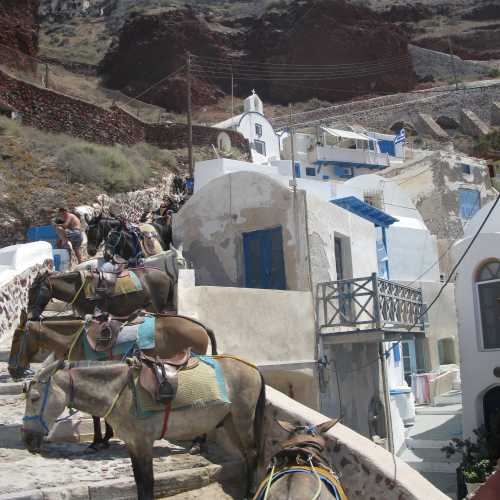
[462,459,493,495]
[442,414,500,498]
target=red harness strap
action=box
[160,401,172,439]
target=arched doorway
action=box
[483,386,500,432]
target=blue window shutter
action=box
[393,343,401,362]
[459,189,480,219]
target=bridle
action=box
[22,360,65,435]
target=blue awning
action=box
[331,196,398,228]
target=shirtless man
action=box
[54,207,83,263]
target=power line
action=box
[407,194,500,331]
[122,65,186,106]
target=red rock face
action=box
[0,0,39,56]
[244,0,416,104]
[100,0,416,112]
[99,8,226,112]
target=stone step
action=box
[406,438,450,450]
[399,447,459,474]
[0,458,244,500]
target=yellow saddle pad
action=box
[133,356,230,414]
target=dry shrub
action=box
[56,142,152,192]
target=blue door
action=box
[378,140,396,156]
[243,227,286,290]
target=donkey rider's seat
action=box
[136,351,198,404]
[87,257,129,301]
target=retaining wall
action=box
[264,386,449,500]
[0,242,53,345]
[0,68,250,155]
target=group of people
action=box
[53,192,188,265]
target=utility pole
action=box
[187,52,194,179]
[231,72,234,122]
[289,103,297,192]
[448,37,459,91]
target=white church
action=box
[214,91,280,164]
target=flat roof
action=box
[331,196,398,228]
[322,127,371,142]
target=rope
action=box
[212,354,257,370]
[262,465,275,500]
[309,458,327,500]
[67,325,85,362]
[102,368,132,420]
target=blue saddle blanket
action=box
[83,315,156,361]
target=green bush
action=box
[489,68,500,79]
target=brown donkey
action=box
[22,357,265,500]
[10,311,216,451]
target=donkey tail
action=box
[206,328,218,355]
[254,371,267,466]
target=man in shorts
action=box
[54,207,83,263]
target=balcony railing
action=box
[316,273,424,333]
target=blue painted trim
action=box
[331,197,398,228]
[314,160,387,170]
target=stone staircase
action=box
[398,390,463,499]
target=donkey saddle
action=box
[137,350,198,404]
[86,313,145,352]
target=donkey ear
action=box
[316,419,340,435]
[275,420,297,434]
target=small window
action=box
[460,163,471,175]
[254,140,266,156]
[255,123,263,137]
[322,175,330,180]
[306,167,316,176]
[343,167,353,178]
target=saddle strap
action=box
[159,401,172,440]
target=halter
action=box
[254,425,347,500]
[22,360,65,435]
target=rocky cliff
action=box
[99,0,415,111]
[0,0,39,56]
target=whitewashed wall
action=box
[453,200,500,437]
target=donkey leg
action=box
[129,449,154,500]
[220,415,257,495]
[188,434,207,455]
[101,421,114,448]
[85,416,104,453]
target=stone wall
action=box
[273,79,500,133]
[0,68,250,155]
[0,260,52,346]
[264,386,448,500]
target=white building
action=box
[214,91,280,164]
[281,126,405,181]
[453,199,500,438]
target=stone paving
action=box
[399,390,463,499]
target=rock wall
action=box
[0,260,52,345]
[273,80,500,134]
[0,68,250,155]
[0,0,39,58]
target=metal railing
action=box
[316,273,424,333]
